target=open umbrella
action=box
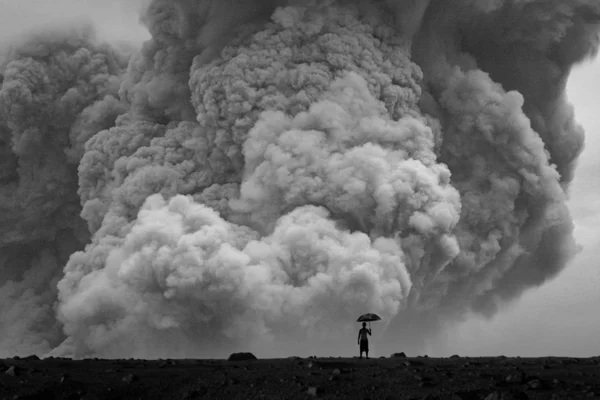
[356,313,381,330]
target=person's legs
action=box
[360,340,367,359]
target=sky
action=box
[0,0,598,358]
[0,0,149,46]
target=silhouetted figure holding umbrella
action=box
[356,313,381,359]
[357,322,371,358]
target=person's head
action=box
[362,322,366,328]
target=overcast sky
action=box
[1,0,598,357]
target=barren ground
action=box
[1,355,600,399]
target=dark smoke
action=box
[0,23,130,356]
[392,0,599,350]
[0,0,598,358]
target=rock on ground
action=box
[227,352,258,361]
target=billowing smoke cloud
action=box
[1,0,598,358]
[0,24,130,356]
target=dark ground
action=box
[1,354,600,399]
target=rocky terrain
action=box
[1,354,599,399]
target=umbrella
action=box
[356,313,381,329]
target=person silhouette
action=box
[357,322,372,359]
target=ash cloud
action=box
[0,23,130,356]
[1,0,598,358]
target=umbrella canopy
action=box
[356,313,381,322]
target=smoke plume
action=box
[0,0,598,358]
[0,23,130,356]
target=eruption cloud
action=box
[0,0,598,358]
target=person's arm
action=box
[368,329,372,335]
[357,331,360,344]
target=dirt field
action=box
[1,354,599,399]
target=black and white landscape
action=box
[0,2,599,398]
